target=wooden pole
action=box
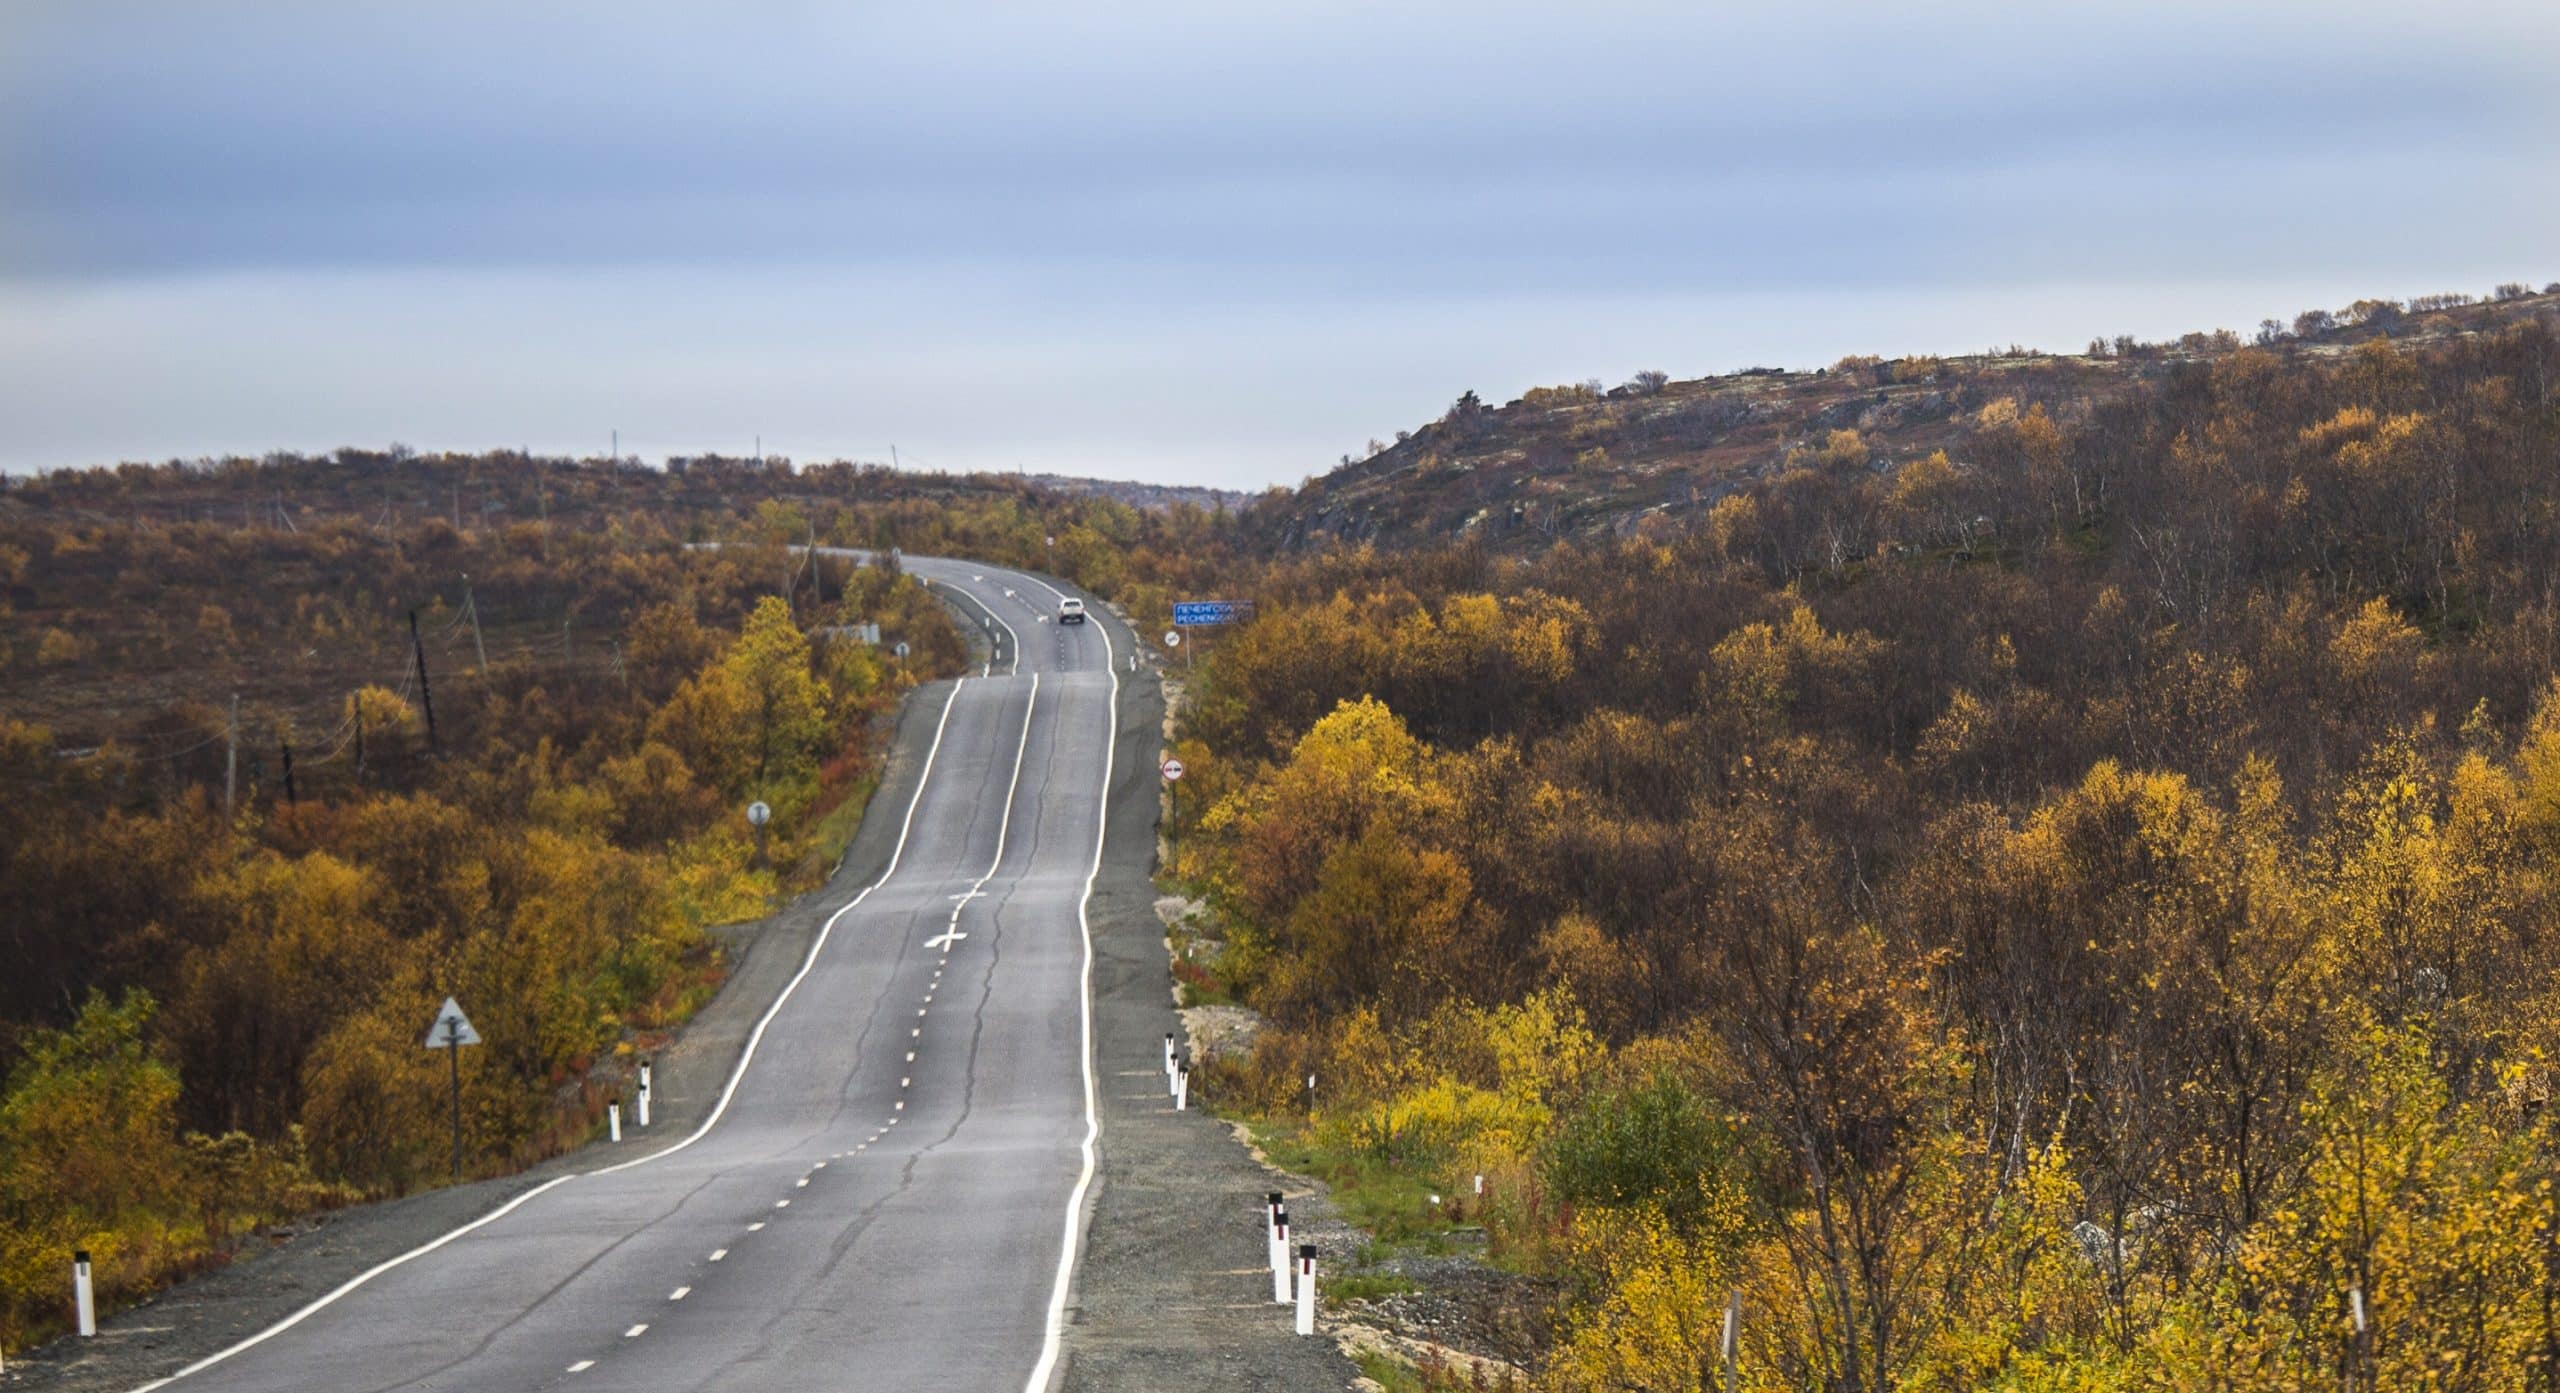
[223,693,239,813]
[410,611,440,752]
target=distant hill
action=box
[1247,281,2560,553]
[0,449,1230,532]
[1019,473,1249,514]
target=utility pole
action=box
[410,611,440,752]
[1718,1289,1740,1392]
[462,575,489,677]
[280,740,297,806]
[223,694,239,813]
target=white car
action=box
[1057,597,1087,625]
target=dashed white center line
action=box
[709,1249,728,1262]
[901,1076,911,1088]
[748,1222,766,1232]
[624,1324,649,1339]
[567,1360,595,1373]
[795,1177,809,1188]
[906,1051,916,1062]
[669,1287,691,1301]
[775,1199,792,1209]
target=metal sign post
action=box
[423,997,482,1181]
[1171,600,1250,672]
[747,800,772,868]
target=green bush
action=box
[1541,1071,1739,1234]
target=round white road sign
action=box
[1160,758,1185,781]
[746,800,772,827]
[1163,630,1182,647]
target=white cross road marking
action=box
[924,930,967,948]
[948,890,987,903]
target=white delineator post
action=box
[1163,1032,1176,1077]
[1270,1206,1291,1304]
[637,1063,652,1127]
[1294,1244,1317,1335]
[609,1100,623,1143]
[1175,1062,1190,1111]
[74,1249,96,1337]
[1265,1193,1285,1294]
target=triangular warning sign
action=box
[423,996,481,1048]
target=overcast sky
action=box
[4,1,2554,489]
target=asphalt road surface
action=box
[147,559,1120,1393]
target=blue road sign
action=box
[1173,600,1245,626]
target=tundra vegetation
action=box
[1174,314,2560,1389]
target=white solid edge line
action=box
[131,678,971,1393]
[1021,577,1115,1393]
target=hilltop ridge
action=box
[1250,280,2560,553]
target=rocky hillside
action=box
[1249,281,2560,553]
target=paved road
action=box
[150,560,1120,1393]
